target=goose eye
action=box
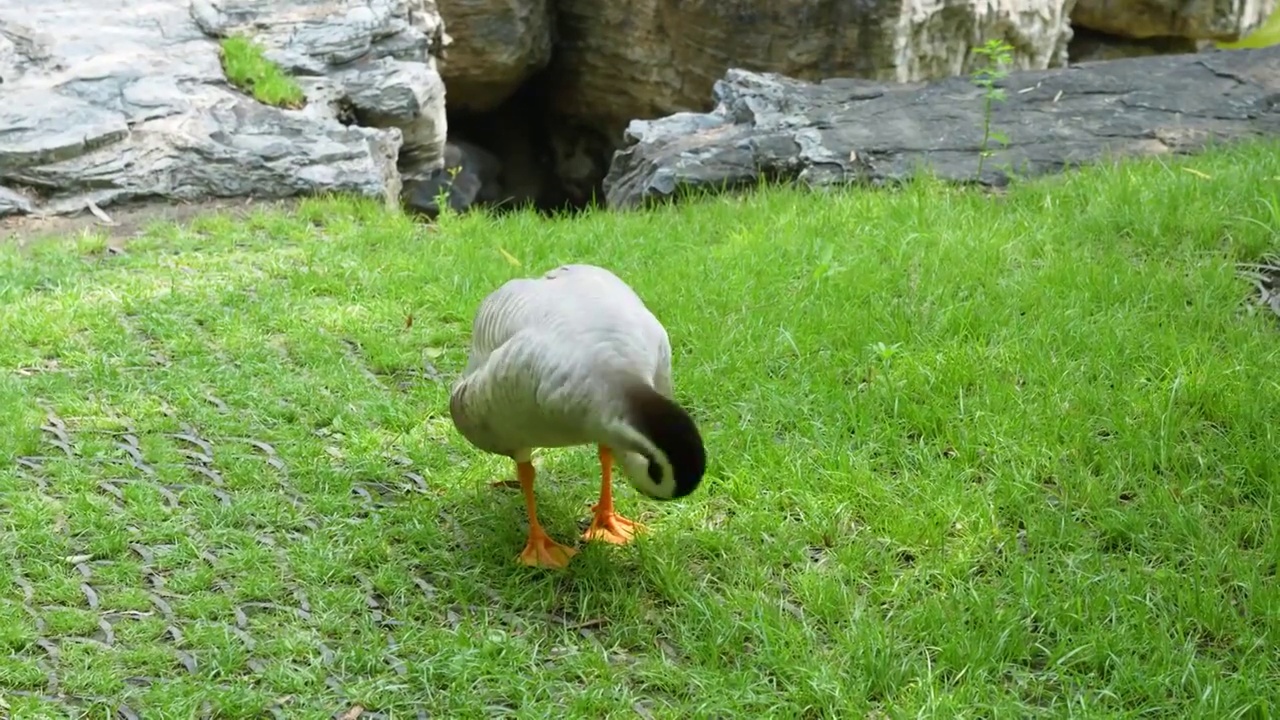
[645,455,663,483]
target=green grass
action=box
[2,142,1280,718]
[218,36,306,109]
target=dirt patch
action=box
[0,197,306,248]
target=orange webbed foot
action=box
[519,529,579,569]
[585,444,650,545]
[511,459,578,569]
[583,508,648,545]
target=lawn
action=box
[1,142,1279,718]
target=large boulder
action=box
[192,0,451,204]
[1072,0,1277,42]
[548,0,1076,133]
[402,139,505,218]
[1067,27,1208,63]
[541,0,1076,206]
[603,46,1280,209]
[0,0,448,218]
[435,0,553,113]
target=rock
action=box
[0,186,33,216]
[1068,27,1209,63]
[402,138,505,218]
[0,0,446,218]
[547,0,1076,144]
[191,0,449,186]
[436,0,553,112]
[329,56,448,172]
[539,0,1077,214]
[603,46,1280,209]
[190,0,448,72]
[0,90,130,169]
[336,58,443,125]
[1072,0,1277,42]
[1237,254,1280,321]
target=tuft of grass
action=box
[2,144,1280,717]
[218,35,306,109]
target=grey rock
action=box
[190,0,447,72]
[338,58,444,124]
[550,0,1077,141]
[1067,26,1209,63]
[1071,0,1275,42]
[403,138,504,218]
[192,0,448,167]
[542,0,1078,204]
[0,186,32,216]
[0,90,130,170]
[330,55,448,174]
[604,46,1280,210]
[0,0,447,218]
[435,0,553,112]
[1237,254,1280,321]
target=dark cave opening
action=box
[403,71,606,220]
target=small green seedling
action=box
[971,38,1015,180]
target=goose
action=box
[449,263,707,569]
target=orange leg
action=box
[516,460,578,569]
[583,445,648,545]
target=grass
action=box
[2,142,1279,718]
[218,36,306,110]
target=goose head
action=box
[613,383,706,500]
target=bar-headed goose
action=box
[449,263,706,569]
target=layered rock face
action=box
[546,0,1074,140]
[434,0,553,113]
[535,0,1078,204]
[1074,0,1274,41]
[0,0,450,218]
[435,0,1276,212]
[1069,0,1276,60]
[2,0,1275,219]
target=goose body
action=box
[450,264,706,568]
